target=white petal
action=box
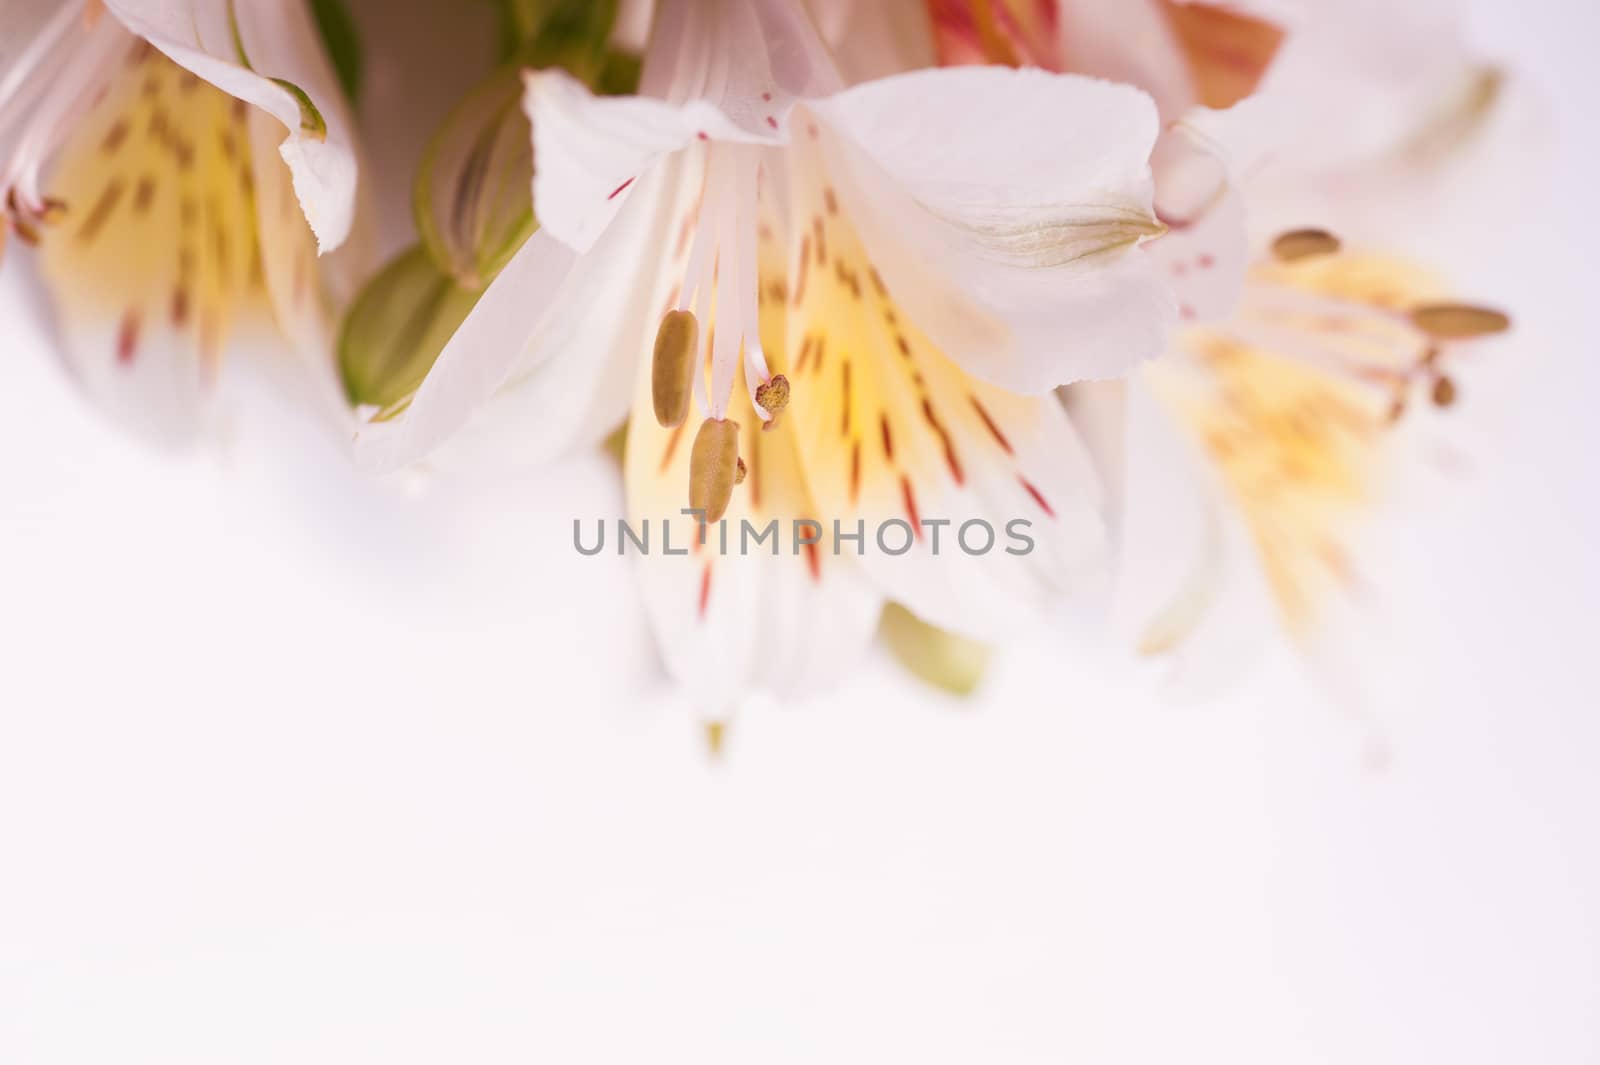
[525,0,844,254]
[36,44,266,444]
[804,66,1172,393]
[356,160,684,475]
[103,0,360,252]
[781,156,1111,641]
[353,231,577,474]
[1145,111,1254,325]
[1257,0,1477,174]
[246,110,354,434]
[1057,0,1194,116]
[640,0,841,103]
[1111,371,1273,694]
[522,68,761,254]
[626,361,881,719]
[806,0,936,83]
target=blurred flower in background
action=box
[926,0,1511,700]
[0,0,367,442]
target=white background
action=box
[2,0,1598,1061]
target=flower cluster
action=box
[2,0,1512,739]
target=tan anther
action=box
[1271,228,1342,263]
[1431,375,1458,408]
[689,417,740,522]
[1410,303,1511,339]
[651,309,699,429]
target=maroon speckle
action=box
[606,177,635,200]
[116,311,141,366]
[1019,477,1056,518]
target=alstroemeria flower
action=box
[916,0,1511,691]
[1101,243,1508,691]
[1039,3,1513,688]
[0,0,363,442]
[362,0,1174,716]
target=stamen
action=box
[651,309,699,428]
[1409,303,1511,339]
[1431,375,1458,408]
[735,457,748,485]
[0,8,128,226]
[672,142,768,424]
[1271,228,1342,263]
[689,417,741,523]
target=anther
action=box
[651,309,699,428]
[1431,375,1458,408]
[1409,303,1510,339]
[735,457,747,485]
[1271,228,1342,263]
[689,417,741,522]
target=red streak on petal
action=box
[116,311,141,366]
[1019,476,1056,518]
[901,476,924,539]
[849,440,861,503]
[970,395,1014,455]
[803,540,821,582]
[698,563,713,619]
[607,177,635,200]
[659,420,686,473]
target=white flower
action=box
[1052,1,1513,690]
[910,0,1512,693]
[0,0,365,442]
[360,0,1180,716]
